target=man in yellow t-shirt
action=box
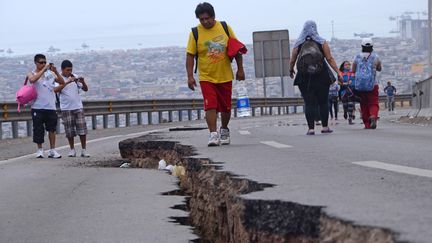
[186,2,245,147]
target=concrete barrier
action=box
[411,77,432,117]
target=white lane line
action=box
[352,161,432,178]
[0,128,168,165]
[239,130,251,135]
[260,141,292,149]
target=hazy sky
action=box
[0,0,428,55]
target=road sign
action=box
[253,30,290,78]
[253,30,291,97]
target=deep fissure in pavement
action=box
[119,135,398,243]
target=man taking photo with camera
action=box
[55,60,90,157]
[28,54,65,158]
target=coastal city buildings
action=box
[0,37,429,101]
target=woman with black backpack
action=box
[289,20,342,135]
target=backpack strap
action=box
[220,21,230,37]
[363,52,372,61]
[191,27,199,73]
[191,27,198,43]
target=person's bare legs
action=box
[35,143,44,158]
[205,109,221,146]
[220,112,231,129]
[219,111,232,145]
[68,137,75,149]
[48,131,56,149]
[205,109,218,132]
[47,131,61,158]
[79,135,86,150]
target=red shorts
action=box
[200,81,232,113]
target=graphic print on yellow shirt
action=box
[205,35,226,64]
[186,21,237,84]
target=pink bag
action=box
[16,77,37,112]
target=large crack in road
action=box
[119,134,398,243]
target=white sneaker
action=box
[68,149,76,157]
[207,132,220,147]
[48,149,62,159]
[36,149,44,158]
[81,149,90,157]
[220,128,230,145]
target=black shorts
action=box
[31,109,58,144]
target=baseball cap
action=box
[361,38,373,46]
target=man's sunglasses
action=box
[37,61,47,64]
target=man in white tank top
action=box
[54,60,90,157]
[27,54,65,158]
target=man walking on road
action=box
[186,2,245,146]
[384,81,396,113]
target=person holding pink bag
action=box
[16,77,37,112]
[27,54,64,158]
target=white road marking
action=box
[352,161,432,178]
[239,130,251,135]
[242,125,261,130]
[260,141,292,149]
[0,128,168,165]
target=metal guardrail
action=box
[0,95,412,139]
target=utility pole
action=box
[331,20,335,40]
[429,0,432,76]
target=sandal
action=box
[321,128,333,133]
[306,130,315,135]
